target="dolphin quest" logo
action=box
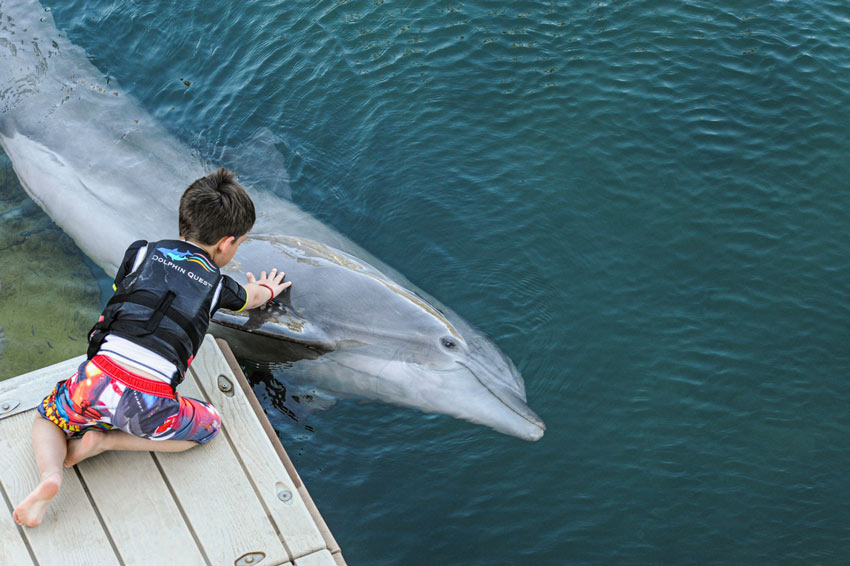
[156,247,215,272]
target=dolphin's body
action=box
[0,0,544,440]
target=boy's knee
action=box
[195,405,221,445]
[208,405,221,429]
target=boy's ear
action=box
[216,235,236,253]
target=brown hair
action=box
[179,168,256,245]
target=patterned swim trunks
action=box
[37,355,220,444]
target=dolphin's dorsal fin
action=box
[206,127,291,200]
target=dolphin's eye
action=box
[441,338,456,350]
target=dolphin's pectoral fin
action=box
[270,285,302,318]
[245,305,277,331]
[257,299,314,336]
[224,295,304,332]
[212,309,332,349]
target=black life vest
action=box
[87,239,223,387]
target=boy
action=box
[13,168,288,528]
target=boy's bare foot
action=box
[64,430,106,467]
[13,471,61,527]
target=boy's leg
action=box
[13,416,69,527]
[64,429,195,467]
[65,430,198,468]
[60,377,221,467]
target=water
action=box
[3,0,850,563]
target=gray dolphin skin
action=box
[0,0,545,440]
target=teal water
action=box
[4,0,850,563]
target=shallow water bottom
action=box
[0,154,103,380]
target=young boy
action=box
[13,168,288,528]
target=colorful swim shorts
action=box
[37,355,220,444]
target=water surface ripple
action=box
[2,0,849,562]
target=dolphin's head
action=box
[212,235,545,441]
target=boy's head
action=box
[179,168,256,245]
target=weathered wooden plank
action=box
[1,337,343,565]
[297,484,341,558]
[0,355,85,420]
[215,340,304,488]
[77,450,206,565]
[0,410,119,565]
[156,364,291,565]
[192,337,327,559]
[293,549,338,566]
[0,482,33,565]
[215,338,343,563]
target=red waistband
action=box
[91,355,174,399]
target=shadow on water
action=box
[242,365,327,434]
[211,320,332,438]
[239,360,337,443]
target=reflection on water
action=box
[0,151,102,379]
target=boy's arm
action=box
[113,240,148,290]
[243,269,291,310]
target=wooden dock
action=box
[0,336,345,566]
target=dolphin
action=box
[0,0,545,440]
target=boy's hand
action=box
[245,268,291,309]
